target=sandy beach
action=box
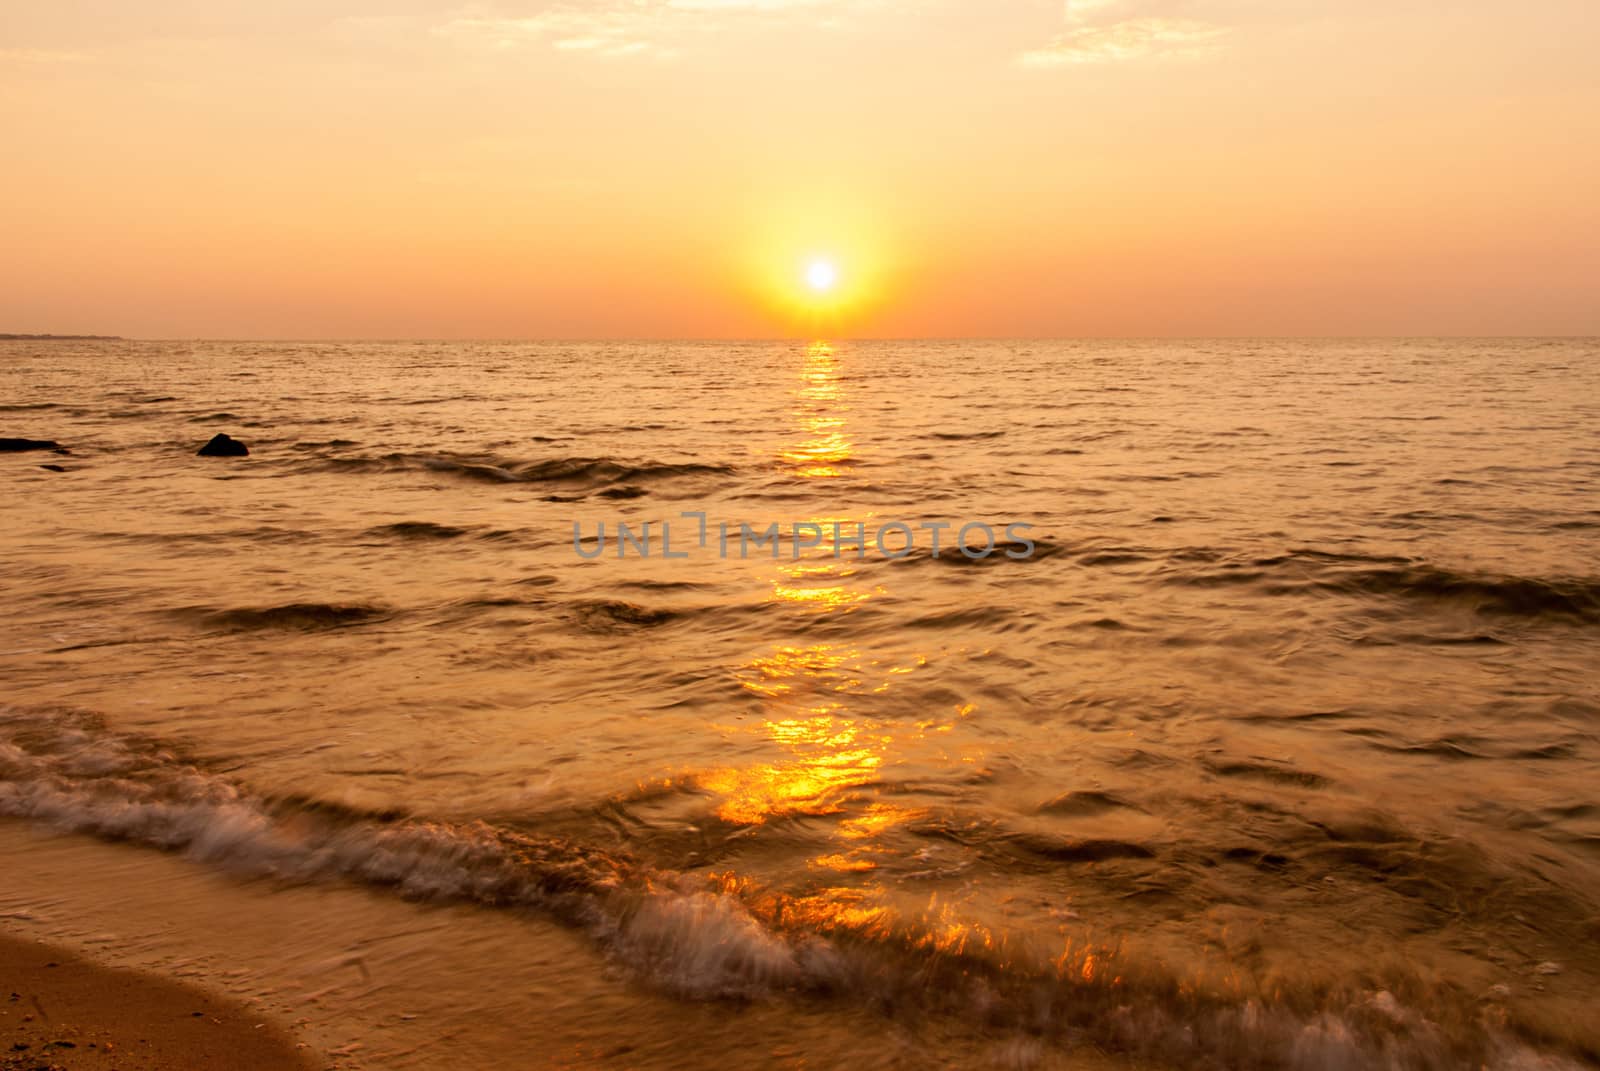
[1,933,317,1071]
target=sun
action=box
[743,234,886,329]
[805,259,838,293]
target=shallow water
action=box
[2,338,1598,1069]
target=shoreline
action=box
[1,932,320,1071]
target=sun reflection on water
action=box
[768,559,879,614]
[779,341,852,479]
[698,706,885,826]
[695,341,980,930]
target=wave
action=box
[1312,565,1600,622]
[1165,549,1600,625]
[0,709,1587,1070]
[1206,758,1334,789]
[568,599,681,631]
[172,602,391,631]
[318,451,733,492]
[1274,564,1600,624]
[1036,790,1143,817]
[366,521,471,540]
[927,430,1006,441]
[93,525,320,547]
[597,484,650,499]
[892,538,1070,567]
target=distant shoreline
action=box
[0,333,123,341]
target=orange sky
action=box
[2,1,1597,338]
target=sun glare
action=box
[806,260,838,293]
[741,220,888,331]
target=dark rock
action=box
[39,464,67,472]
[0,437,67,453]
[197,433,249,458]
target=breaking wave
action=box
[0,709,1589,1071]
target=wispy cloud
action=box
[1021,1,1229,67]
[433,8,677,59]
[664,0,839,10]
[0,47,94,65]
[429,0,868,60]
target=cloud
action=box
[0,47,93,65]
[433,8,678,58]
[1020,16,1226,66]
[1061,0,1127,16]
[428,0,869,60]
[1021,1,1229,67]
[664,0,838,10]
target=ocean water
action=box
[2,338,1598,1070]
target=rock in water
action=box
[0,437,67,453]
[197,433,249,457]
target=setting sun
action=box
[806,260,838,293]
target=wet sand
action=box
[0,934,318,1071]
[0,825,1149,1071]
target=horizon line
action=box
[7,334,1599,344]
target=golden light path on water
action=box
[777,341,853,479]
[697,341,993,951]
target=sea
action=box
[2,338,1597,1070]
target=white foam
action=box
[2,710,1587,1070]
